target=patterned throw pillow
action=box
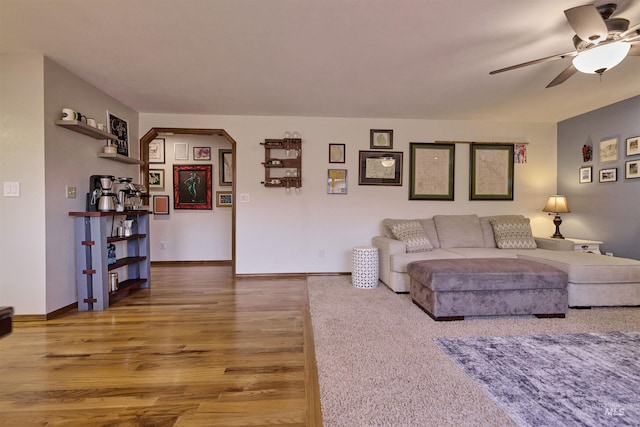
[389,220,434,253]
[490,217,537,249]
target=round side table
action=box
[352,246,379,288]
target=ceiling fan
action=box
[490,2,640,87]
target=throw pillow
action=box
[490,217,537,249]
[389,220,434,253]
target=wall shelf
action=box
[55,120,117,140]
[98,152,143,164]
[260,138,302,188]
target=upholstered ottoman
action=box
[407,258,568,321]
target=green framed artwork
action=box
[470,144,514,200]
[409,143,455,200]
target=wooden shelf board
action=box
[55,120,117,140]
[98,152,143,164]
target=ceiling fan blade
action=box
[564,5,608,43]
[489,51,576,74]
[629,43,640,56]
[546,64,578,88]
[620,23,640,40]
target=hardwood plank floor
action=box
[0,265,322,426]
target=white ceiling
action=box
[1,0,639,122]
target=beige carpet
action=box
[307,275,640,427]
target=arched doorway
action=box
[140,127,236,275]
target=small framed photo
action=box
[327,169,347,194]
[599,167,617,183]
[149,138,165,164]
[626,136,640,157]
[599,138,618,163]
[358,150,403,186]
[626,160,640,179]
[148,169,165,191]
[219,149,232,186]
[370,129,393,149]
[193,146,211,161]
[152,195,170,215]
[329,144,346,163]
[174,142,189,160]
[216,191,232,207]
[579,166,592,183]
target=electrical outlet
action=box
[66,186,77,198]
[605,252,613,257]
[160,241,166,250]
[3,182,20,197]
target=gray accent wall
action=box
[557,95,640,260]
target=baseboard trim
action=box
[235,272,350,279]
[151,260,232,267]
[13,302,77,322]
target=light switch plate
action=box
[3,182,20,197]
[66,186,77,198]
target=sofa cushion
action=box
[480,215,525,248]
[433,215,484,248]
[419,218,441,249]
[390,249,464,273]
[490,217,537,249]
[388,220,433,253]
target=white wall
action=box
[148,134,232,261]
[0,53,47,314]
[140,114,558,274]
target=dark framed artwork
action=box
[358,150,403,186]
[173,164,212,209]
[193,146,211,161]
[626,160,640,179]
[107,111,129,156]
[153,195,170,215]
[219,149,232,186]
[579,166,592,184]
[470,144,514,200]
[149,138,165,164]
[599,167,617,183]
[409,143,455,200]
[370,129,393,149]
[329,143,346,163]
[216,191,232,207]
[626,136,640,157]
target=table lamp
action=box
[542,195,570,239]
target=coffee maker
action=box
[114,177,147,210]
[87,175,117,212]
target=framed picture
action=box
[152,195,170,215]
[216,191,232,207]
[370,129,393,149]
[219,149,232,186]
[626,136,640,157]
[193,146,211,161]
[358,151,403,186]
[148,169,165,191]
[149,138,165,164]
[173,164,212,209]
[625,160,640,179]
[107,111,129,156]
[599,138,618,163]
[174,142,189,160]
[329,143,346,163]
[470,144,514,200]
[599,167,617,183]
[327,169,347,194]
[579,166,592,183]
[409,143,455,200]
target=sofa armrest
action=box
[534,237,574,251]
[372,235,407,256]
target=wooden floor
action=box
[0,265,322,426]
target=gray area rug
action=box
[434,332,640,427]
[307,275,640,426]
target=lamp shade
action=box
[543,195,570,214]
[572,42,631,74]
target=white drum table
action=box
[352,246,379,288]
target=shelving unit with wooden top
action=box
[69,211,150,310]
[260,138,302,189]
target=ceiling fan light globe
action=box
[572,41,631,74]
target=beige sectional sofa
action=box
[372,214,640,308]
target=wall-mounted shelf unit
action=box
[69,211,150,311]
[97,152,144,165]
[55,119,117,140]
[260,138,302,188]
